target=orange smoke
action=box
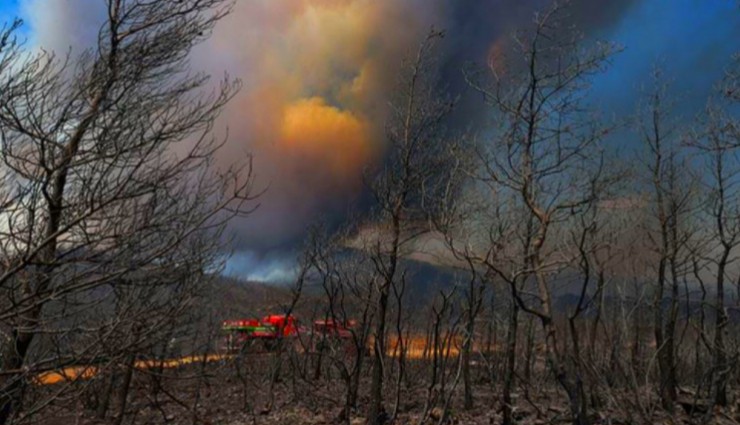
[202,0,437,181]
[185,0,441,246]
[278,97,374,179]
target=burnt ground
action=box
[29,355,740,425]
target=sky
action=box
[0,1,19,28]
[0,0,737,283]
[588,0,739,119]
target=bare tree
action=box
[460,261,483,411]
[637,69,695,411]
[299,225,375,425]
[0,1,255,423]
[689,71,740,409]
[464,3,620,424]
[359,29,455,425]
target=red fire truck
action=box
[221,315,300,352]
[221,315,356,354]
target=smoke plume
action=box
[15,0,736,281]
[190,0,642,261]
[192,0,441,257]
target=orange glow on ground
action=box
[35,354,229,386]
[385,336,464,360]
[36,337,491,385]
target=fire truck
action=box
[221,315,299,352]
[312,318,358,354]
[221,315,356,354]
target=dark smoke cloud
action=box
[438,0,642,126]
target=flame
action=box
[35,335,498,385]
[378,336,471,360]
[387,336,500,360]
[35,354,229,385]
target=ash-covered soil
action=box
[32,355,740,425]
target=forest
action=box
[0,1,739,424]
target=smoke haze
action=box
[13,0,740,281]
